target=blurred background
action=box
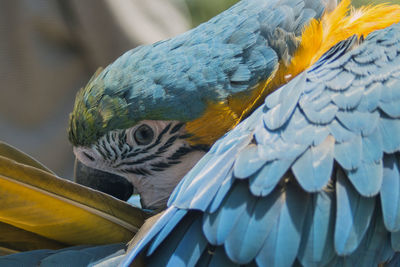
[0,0,398,179]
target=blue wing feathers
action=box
[0,250,53,267]
[391,231,400,251]
[381,154,400,232]
[380,78,400,103]
[208,246,240,267]
[249,159,291,196]
[224,185,264,264]
[325,70,355,91]
[186,137,249,210]
[328,120,357,143]
[264,73,306,130]
[353,47,385,64]
[345,159,383,197]
[41,244,125,267]
[334,168,375,255]
[122,207,181,265]
[147,209,187,255]
[357,83,381,112]
[172,147,236,209]
[345,58,379,76]
[331,85,363,110]
[297,191,335,267]
[255,182,309,267]
[329,210,392,267]
[146,214,199,267]
[380,101,400,118]
[353,211,394,267]
[234,145,266,179]
[336,110,379,136]
[0,244,125,267]
[207,169,235,213]
[360,127,383,164]
[301,101,338,124]
[165,218,208,267]
[378,116,400,153]
[292,135,334,192]
[309,67,342,84]
[334,134,362,170]
[387,253,400,267]
[168,153,213,205]
[202,181,250,246]
[124,13,400,267]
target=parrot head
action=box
[67,46,216,210]
[71,119,207,210]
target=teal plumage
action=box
[122,21,400,267]
[68,0,325,147]
[4,0,400,266]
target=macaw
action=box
[120,2,400,264]
[71,0,400,266]
[3,0,400,265]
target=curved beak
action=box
[74,159,133,201]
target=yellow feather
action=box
[0,221,64,255]
[0,142,54,175]
[0,142,147,253]
[262,0,400,96]
[186,0,400,146]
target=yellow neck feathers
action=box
[280,0,400,87]
[186,0,400,146]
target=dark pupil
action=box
[134,125,154,145]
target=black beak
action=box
[74,159,133,201]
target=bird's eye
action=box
[133,124,154,145]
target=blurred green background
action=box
[184,0,238,26]
[0,0,398,179]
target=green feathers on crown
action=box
[68,68,132,147]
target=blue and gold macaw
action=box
[3,0,400,265]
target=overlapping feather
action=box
[123,19,400,267]
[0,142,147,254]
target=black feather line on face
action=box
[123,168,151,176]
[124,150,141,159]
[111,126,174,168]
[168,160,181,165]
[178,133,193,139]
[109,143,118,161]
[155,135,178,155]
[167,146,193,161]
[118,131,126,150]
[114,154,160,168]
[169,123,184,134]
[99,138,113,159]
[151,168,165,172]
[120,146,129,158]
[96,144,107,160]
[83,151,95,161]
[96,123,211,176]
[146,143,210,173]
[150,161,171,169]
